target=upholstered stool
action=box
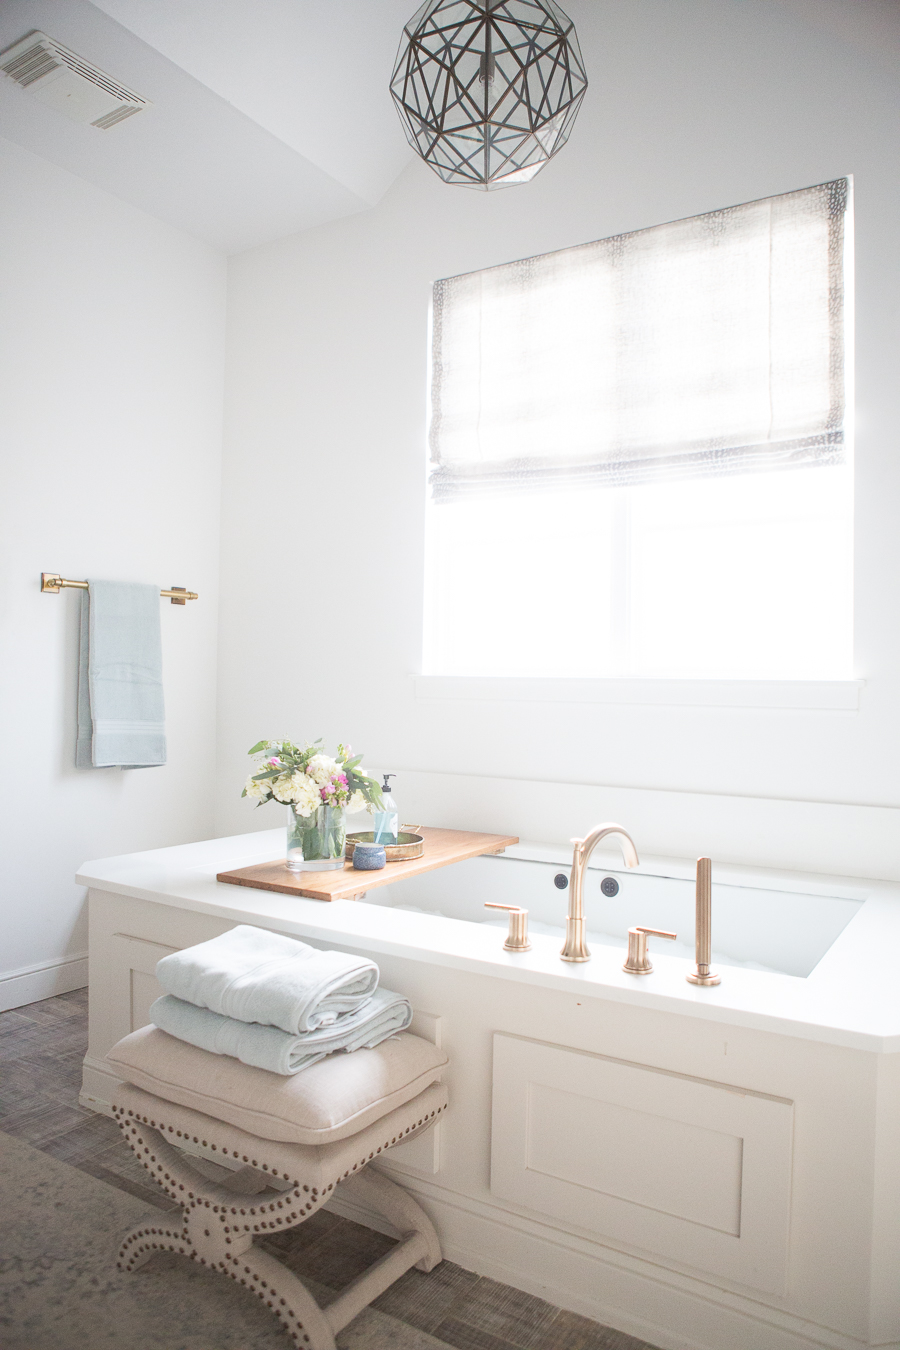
[106,1026,449,1350]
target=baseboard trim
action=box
[0,953,88,1011]
[333,1170,868,1350]
[80,1059,869,1350]
[80,1056,117,1116]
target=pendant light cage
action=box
[390,0,588,190]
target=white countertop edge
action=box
[76,828,900,1054]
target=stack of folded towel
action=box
[149,925,412,1076]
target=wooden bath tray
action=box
[216,825,518,902]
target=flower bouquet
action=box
[243,739,383,872]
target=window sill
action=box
[412,676,863,711]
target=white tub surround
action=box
[79,830,900,1350]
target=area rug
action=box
[0,1129,451,1350]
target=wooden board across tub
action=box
[216,825,519,902]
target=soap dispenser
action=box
[373,774,399,846]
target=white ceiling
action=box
[1,1,898,257]
[0,0,417,253]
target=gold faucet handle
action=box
[484,902,531,952]
[623,925,676,975]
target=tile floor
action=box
[0,990,658,1350]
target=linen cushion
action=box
[111,1079,448,1184]
[107,1026,447,1145]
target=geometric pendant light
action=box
[390,0,588,190]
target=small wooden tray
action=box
[345,830,424,862]
[216,825,518,902]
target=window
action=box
[424,180,853,680]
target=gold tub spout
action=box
[560,823,640,963]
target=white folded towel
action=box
[149,987,413,1075]
[155,925,379,1034]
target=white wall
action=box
[216,0,900,875]
[0,135,225,1006]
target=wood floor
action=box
[0,990,657,1350]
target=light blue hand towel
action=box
[76,580,166,769]
[155,925,379,1034]
[149,987,413,1075]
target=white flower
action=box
[271,771,304,803]
[306,753,341,787]
[268,773,292,803]
[347,790,371,814]
[271,771,320,817]
[293,775,321,817]
[243,774,269,801]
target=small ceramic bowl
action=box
[352,842,387,871]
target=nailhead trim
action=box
[113,1094,446,1348]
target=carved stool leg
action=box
[340,1167,442,1271]
[323,1230,430,1335]
[234,1246,337,1350]
[111,1099,444,1349]
[119,1221,190,1272]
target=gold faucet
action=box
[484,902,531,951]
[560,823,640,962]
[623,926,677,974]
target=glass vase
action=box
[286,804,346,872]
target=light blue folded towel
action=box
[76,580,166,769]
[149,987,413,1075]
[155,925,379,1034]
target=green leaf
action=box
[303,828,323,860]
[248,740,269,755]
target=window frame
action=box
[421,182,856,701]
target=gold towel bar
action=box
[41,573,198,605]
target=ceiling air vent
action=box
[0,31,150,129]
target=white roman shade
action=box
[429,179,849,502]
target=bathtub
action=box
[363,843,866,978]
[77,828,900,1350]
